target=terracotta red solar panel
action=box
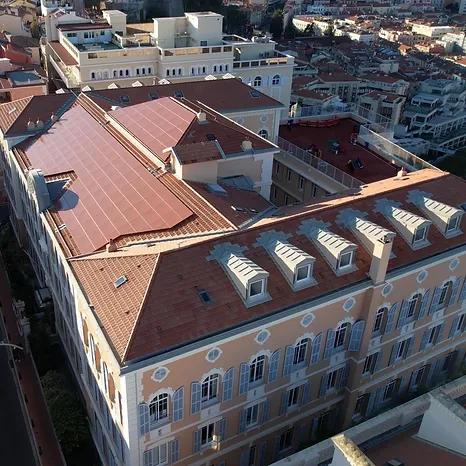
[25,105,192,254]
[110,98,195,158]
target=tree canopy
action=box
[269,10,283,41]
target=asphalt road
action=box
[0,324,36,466]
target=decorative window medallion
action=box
[152,367,169,382]
[450,258,460,271]
[255,329,270,345]
[382,283,393,297]
[417,270,428,283]
[343,297,356,312]
[206,347,222,363]
[301,313,315,328]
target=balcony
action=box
[233,53,293,69]
[157,44,233,61]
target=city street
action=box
[0,325,36,466]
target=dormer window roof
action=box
[257,233,316,291]
[298,220,358,276]
[407,190,463,238]
[375,199,431,250]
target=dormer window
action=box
[295,264,311,283]
[338,251,354,270]
[447,216,459,233]
[413,226,427,243]
[249,279,265,299]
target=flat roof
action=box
[48,41,78,66]
[279,118,398,184]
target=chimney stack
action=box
[241,139,253,151]
[51,113,58,123]
[36,118,44,130]
[397,167,407,178]
[106,238,117,253]
[197,111,207,123]
[27,119,35,131]
[369,233,395,285]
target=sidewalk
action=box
[0,259,65,466]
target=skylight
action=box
[174,90,184,98]
[198,290,212,304]
[114,275,128,288]
[120,95,130,103]
[206,134,217,141]
[249,90,260,98]
[149,92,159,100]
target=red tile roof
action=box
[71,169,466,362]
[23,105,193,254]
[48,42,78,66]
[57,22,112,31]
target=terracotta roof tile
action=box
[48,41,78,66]
[174,142,223,165]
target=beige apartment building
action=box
[41,8,294,116]
[2,84,466,466]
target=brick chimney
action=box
[106,238,117,253]
[369,233,394,285]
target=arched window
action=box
[253,76,262,87]
[177,68,182,76]
[190,66,196,75]
[201,374,219,403]
[149,393,169,424]
[113,70,118,78]
[249,355,266,384]
[439,281,451,307]
[213,65,217,73]
[96,71,102,80]
[293,338,309,365]
[334,323,350,349]
[225,64,229,72]
[407,294,421,318]
[373,308,387,333]
[202,65,207,74]
[258,129,269,140]
[166,69,170,77]
[89,334,96,366]
[90,71,96,80]
[102,362,109,394]
[272,74,280,86]
[237,76,243,82]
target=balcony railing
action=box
[277,137,363,190]
[233,56,292,69]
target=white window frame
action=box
[248,279,265,300]
[334,323,349,349]
[326,369,338,391]
[298,176,304,191]
[414,366,425,387]
[89,334,96,367]
[413,226,427,243]
[396,339,409,360]
[245,403,260,427]
[201,374,219,404]
[373,308,385,333]
[272,74,280,86]
[279,428,294,452]
[353,394,365,417]
[253,76,262,87]
[293,338,308,365]
[275,162,280,175]
[287,386,300,408]
[249,355,265,384]
[200,422,215,447]
[295,264,311,283]
[447,216,459,232]
[363,352,378,374]
[258,129,269,140]
[455,314,466,334]
[286,168,292,182]
[149,393,169,424]
[439,281,450,306]
[406,295,419,318]
[383,380,396,401]
[145,443,168,466]
[338,251,353,270]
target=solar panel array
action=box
[110,97,195,158]
[25,105,192,254]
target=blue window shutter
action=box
[170,438,179,463]
[268,349,281,383]
[389,342,400,366]
[239,409,247,433]
[366,391,376,416]
[349,320,365,352]
[218,418,227,442]
[283,345,294,376]
[374,387,384,411]
[310,418,319,440]
[420,330,429,351]
[280,391,288,415]
[418,289,431,320]
[223,367,235,402]
[398,376,407,395]
[426,361,437,386]
[139,403,149,436]
[143,449,153,466]
[449,277,462,306]
[310,332,322,365]
[219,462,226,466]
[190,382,201,415]
[450,316,460,338]
[273,436,281,461]
[261,399,270,424]
[339,364,349,389]
[259,441,267,466]
[459,279,466,303]
[319,374,328,398]
[436,323,445,344]
[323,329,336,360]
[238,363,250,395]
[301,381,311,405]
[385,303,398,334]
[374,350,383,373]
[173,387,184,422]
[406,336,415,358]
[298,423,307,444]
[408,369,417,392]
[429,286,442,315]
[193,429,201,454]
[397,300,409,328]
[240,450,249,466]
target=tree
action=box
[269,10,283,41]
[437,154,466,178]
[302,23,315,37]
[223,5,248,35]
[283,23,297,40]
[324,21,335,37]
[183,0,223,13]
[30,16,39,38]
[42,371,90,456]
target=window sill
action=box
[149,417,170,431]
[286,404,299,414]
[249,379,265,390]
[201,398,218,409]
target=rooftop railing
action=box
[277,137,363,190]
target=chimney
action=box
[197,111,207,123]
[369,234,394,285]
[397,167,407,178]
[241,139,253,151]
[51,113,58,123]
[27,119,35,131]
[36,118,44,130]
[106,238,117,253]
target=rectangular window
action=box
[327,369,338,391]
[447,216,459,232]
[287,387,299,408]
[439,283,449,306]
[406,296,418,318]
[363,352,378,374]
[287,168,292,182]
[383,380,396,401]
[312,185,318,198]
[415,366,425,386]
[284,194,289,205]
[279,428,294,451]
[338,251,353,269]
[248,445,256,465]
[413,227,427,243]
[245,404,259,427]
[353,394,365,417]
[272,186,277,200]
[427,325,441,345]
[275,162,280,175]
[249,280,264,298]
[396,339,409,359]
[298,176,304,191]
[442,352,453,372]
[295,265,310,282]
[200,423,215,446]
[144,443,168,465]
[373,308,385,333]
[456,314,466,333]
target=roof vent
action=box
[114,275,128,288]
[241,139,253,151]
[206,184,228,196]
[397,167,407,178]
[111,105,122,111]
[36,118,44,130]
[51,113,58,123]
[197,111,207,123]
[27,119,35,131]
